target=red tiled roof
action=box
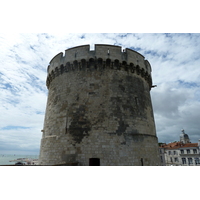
[180,143,198,148]
[159,142,198,149]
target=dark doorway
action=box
[89,158,100,166]
[141,158,144,166]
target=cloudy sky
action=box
[1,33,200,155]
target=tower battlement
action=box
[48,44,151,73]
[47,44,152,89]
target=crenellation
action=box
[48,52,64,72]
[48,44,151,75]
[64,45,90,63]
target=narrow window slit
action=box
[107,49,110,55]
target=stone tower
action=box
[39,44,160,166]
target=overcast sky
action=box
[0,33,200,155]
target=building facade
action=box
[39,44,160,166]
[159,130,200,166]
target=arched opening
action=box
[141,68,145,77]
[88,58,97,71]
[81,59,86,69]
[114,59,119,69]
[73,60,78,69]
[51,70,55,79]
[136,65,140,75]
[55,67,59,77]
[130,63,135,73]
[66,62,71,71]
[97,58,103,65]
[97,58,103,70]
[122,61,127,66]
[144,71,148,80]
[122,61,127,71]
[60,64,64,74]
[89,58,95,68]
[106,58,111,67]
[48,74,52,81]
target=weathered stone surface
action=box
[39,44,160,166]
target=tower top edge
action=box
[48,44,151,73]
[95,44,122,48]
[65,44,90,51]
[49,52,63,65]
[125,48,145,58]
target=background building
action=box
[159,130,200,166]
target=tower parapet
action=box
[47,44,152,89]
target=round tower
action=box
[39,44,160,166]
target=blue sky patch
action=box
[1,126,31,130]
[119,33,128,38]
[178,80,199,88]
[80,34,85,39]
[131,47,142,52]
[30,45,35,50]
[2,83,12,89]
[36,111,44,115]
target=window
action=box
[187,149,190,154]
[195,158,199,165]
[170,157,173,162]
[188,158,193,165]
[174,151,176,155]
[193,149,197,154]
[182,158,186,164]
[160,156,163,163]
[174,157,178,162]
[180,150,184,154]
[168,151,171,155]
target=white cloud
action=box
[0,33,200,155]
[151,79,200,143]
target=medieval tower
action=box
[39,44,160,166]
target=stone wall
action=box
[39,44,160,166]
